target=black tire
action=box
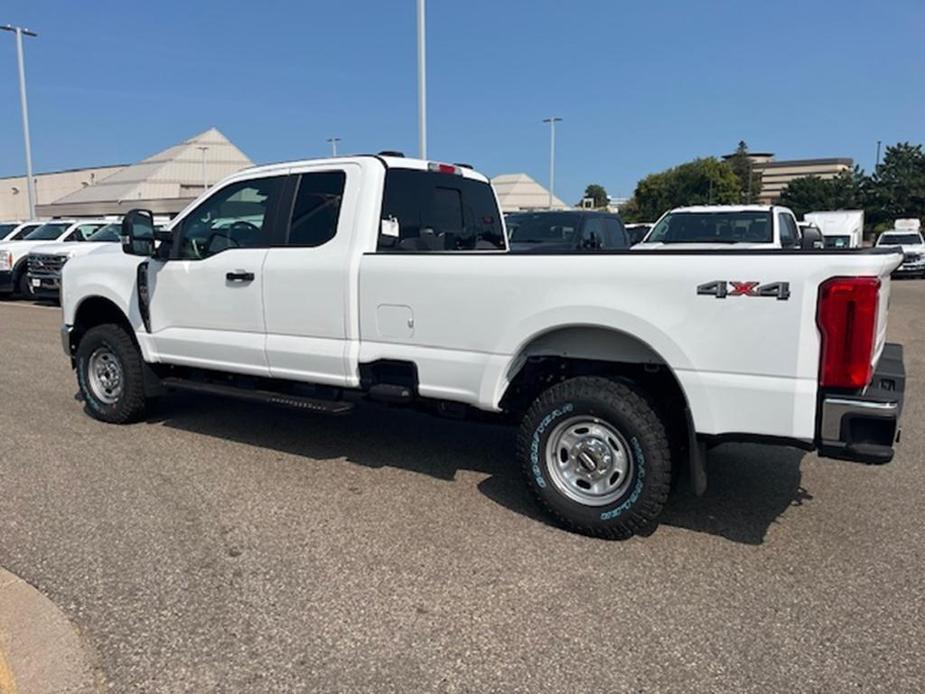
[517,376,672,540]
[15,267,30,298]
[76,324,148,423]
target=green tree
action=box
[866,142,925,227]
[582,184,610,208]
[778,167,866,219]
[624,157,740,221]
[726,140,763,203]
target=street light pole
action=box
[875,140,882,169]
[197,146,209,191]
[2,25,38,219]
[326,137,341,156]
[416,0,427,159]
[542,117,562,209]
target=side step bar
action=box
[161,377,354,415]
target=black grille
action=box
[904,252,921,263]
[28,253,68,276]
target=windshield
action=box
[87,224,122,242]
[823,235,851,249]
[0,223,16,240]
[11,224,40,240]
[878,233,923,246]
[507,213,580,243]
[24,222,71,241]
[646,211,773,244]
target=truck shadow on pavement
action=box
[152,394,812,546]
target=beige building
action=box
[723,152,854,204]
[0,164,127,220]
[754,157,854,204]
[491,173,569,212]
[38,128,253,217]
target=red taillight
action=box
[817,277,880,389]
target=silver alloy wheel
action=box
[87,346,124,405]
[545,416,634,506]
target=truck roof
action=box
[668,205,778,214]
[234,155,491,184]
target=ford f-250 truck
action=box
[59,154,906,539]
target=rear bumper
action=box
[817,343,904,464]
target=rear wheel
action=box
[76,324,148,423]
[517,376,672,539]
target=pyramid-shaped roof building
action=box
[38,128,253,217]
[491,173,569,212]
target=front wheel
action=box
[76,324,148,423]
[517,376,672,539]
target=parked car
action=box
[804,210,864,249]
[60,155,905,539]
[624,223,652,246]
[0,219,108,297]
[636,205,812,250]
[877,223,925,278]
[505,210,629,252]
[27,221,120,299]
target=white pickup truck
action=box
[59,154,906,539]
[637,205,814,250]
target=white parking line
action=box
[0,301,60,311]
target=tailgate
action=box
[873,253,902,365]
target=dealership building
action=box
[0,128,253,221]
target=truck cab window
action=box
[174,177,283,259]
[778,213,798,248]
[379,169,504,251]
[286,171,346,247]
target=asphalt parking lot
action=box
[1,286,923,694]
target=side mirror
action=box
[801,226,824,250]
[121,209,156,256]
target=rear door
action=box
[262,164,357,386]
[146,174,285,375]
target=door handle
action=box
[226,271,255,282]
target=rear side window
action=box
[286,172,346,247]
[379,169,504,251]
[601,217,628,248]
[778,213,799,248]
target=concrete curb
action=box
[0,568,100,693]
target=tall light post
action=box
[416,0,427,159]
[542,117,562,209]
[196,145,209,191]
[875,140,882,170]
[2,25,38,219]
[327,137,341,156]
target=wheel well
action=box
[72,296,135,352]
[499,326,693,470]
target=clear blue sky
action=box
[1,0,923,203]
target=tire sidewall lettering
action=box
[530,403,574,489]
[599,436,646,521]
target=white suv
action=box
[877,229,925,278]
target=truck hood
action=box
[632,241,778,251]
[28,240,119,258]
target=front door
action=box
[146,174,285,376]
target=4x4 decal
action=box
[697,280,790,301]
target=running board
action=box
[161,377,354,415]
